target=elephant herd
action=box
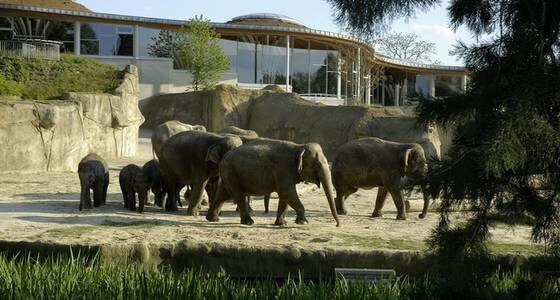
[77,120,435,227]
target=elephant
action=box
[158,130,243,214]
[77,153,109,211]
[201,126,270,214]
[119,164,150,213]
[151,120,206,159]
[219,126,259,143]
[142,159,167,207]
[331,137,429,220]
[206,138,340,227]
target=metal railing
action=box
[0,40,61,61]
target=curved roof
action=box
[228,13,306,28]
[0,0,90,12]
[0,3,467,75]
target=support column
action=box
[337,56,342,100]
[381,79,386,106]
[460,74,467,93]
[356,47,361,103]
[365,73,371,105]
[74,21,80,56]
[394,84,400,107]
[285,35,290,92]
[429,75,436,98]
[403,76,408,103]
[133,25,140,58]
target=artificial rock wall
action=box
[142,85,440,158]
[0,65,144,172]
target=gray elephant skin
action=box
[158,131,243,213]
[205,126,270,214]
[331,137,429,220]
[77,153,109,211]
[142,159,167,207]
[151,120,207,159]
[120,164,150,213]
[206,139,340,227]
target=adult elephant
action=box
[151,120,206,159]
[206,139,340,227]
[201,126,270,214]
[219,126,259,142]
[331,137,429,220]
[159,131,242,213]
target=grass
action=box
[0,55,121,100]
[0,254,558,299]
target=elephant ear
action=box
[297,148,306,178]
[400,147,414,177]
[206,144,221,164]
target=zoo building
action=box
[0,2,468,104]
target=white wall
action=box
[87,56,240,100]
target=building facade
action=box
[0,3,468,104]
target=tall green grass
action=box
[0,254,558,299]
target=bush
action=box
[0,74,24,97]
[0,55,121,100]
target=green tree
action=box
[326,0,560,263]
[175,15,230,91]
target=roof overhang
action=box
[0,3,468,76]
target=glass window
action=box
[220,37,237,74]
[138,27,160,57]
[415,75,431,97]
[80,22,133,56]
[435,75,462,97]
[237,38,257,83]
[290,38,310,94]
[0,17,12,40]
[261,35,287,85]
[309,49,328,94]
[45,20,74,53]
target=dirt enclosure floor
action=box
[0,130,542,256]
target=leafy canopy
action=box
[376,32,438,63]
[176,15,230,91]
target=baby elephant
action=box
[332,137,429,220]
[142,159,166,206]
[120,164,150,213]
[78,153,109,211]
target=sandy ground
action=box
[0,130,542,254]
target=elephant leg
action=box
[93,181,103,207]
[120,181,128,209]
[273,199,288,226]
[419,184,430,219]
[129,189,137,211]
[102,172,109,206]
[164,180,179,212]
[247,196,255,216]
[186,181,208,216]
[206,179,230,222]
[236,195,254,225]
[387,187,406,220]
[279,188,307,225]
[84,188,92,209]
[264,194,270,213]
[372,187,389,218]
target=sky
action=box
[77,0,473,66]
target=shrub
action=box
[0,55,121,100]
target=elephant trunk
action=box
[318,164,340,227]
[419,184,429,219]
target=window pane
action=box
[415,75,431,97]
[309,49,327,94]
[261,35,286,85]
[138,27,161,57]
[81,40,99,55]
[435,76,462,97]
[220,37,237,73]
[290,39,309,94]
[237,38,256,84]
[116,34,132,56]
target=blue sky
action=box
[78,0,472,66]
